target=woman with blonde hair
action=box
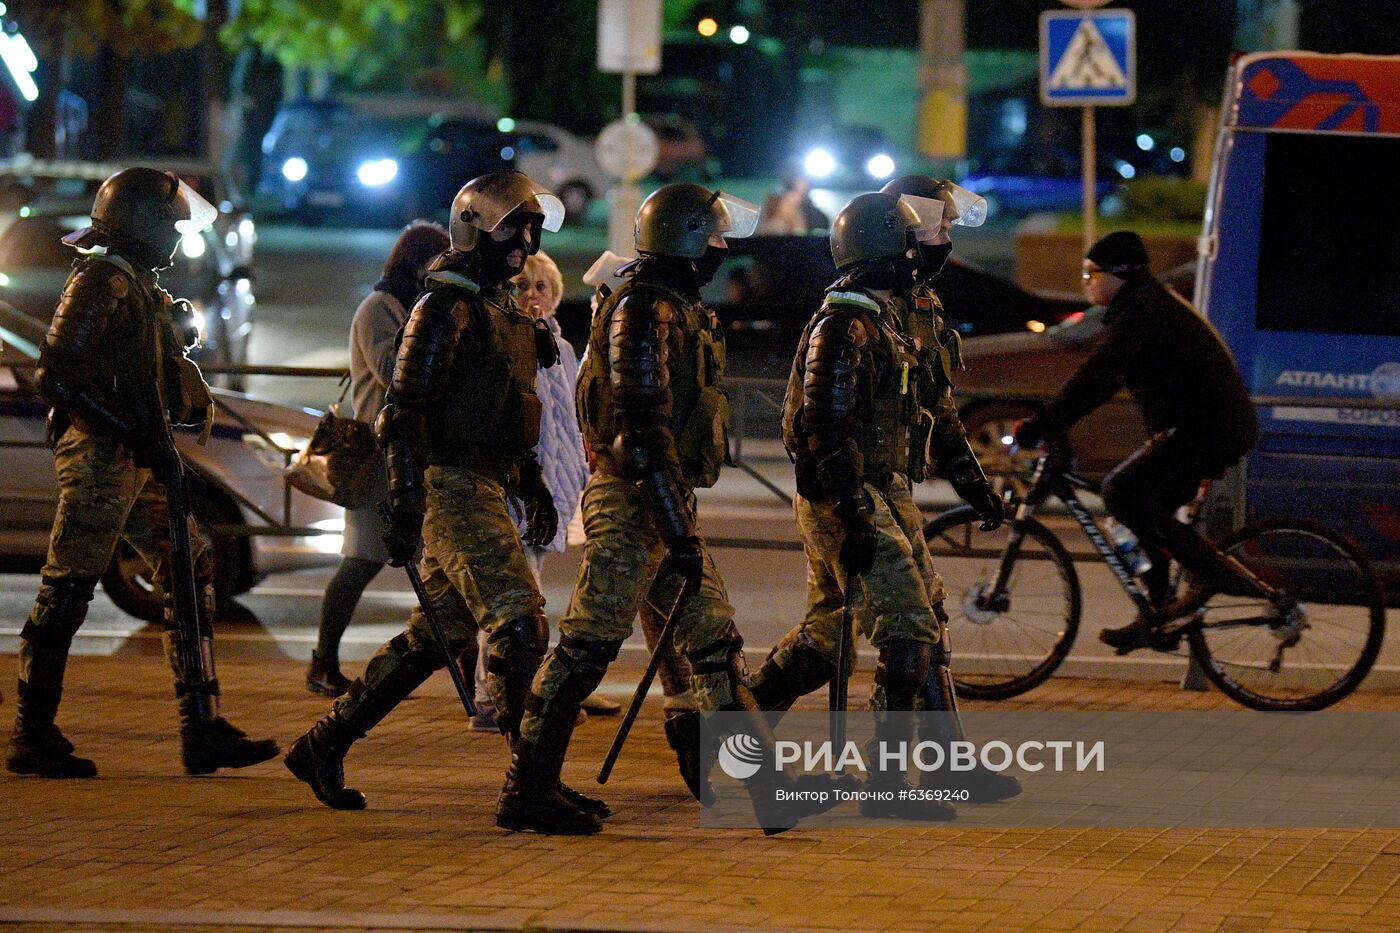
[468,250,619,726]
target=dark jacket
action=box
[1038,277,1258,462]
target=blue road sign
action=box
[1040,8,1136,107]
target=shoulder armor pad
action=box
[614,290,673,325]
[423,270,480,294]
[812,309,868,349]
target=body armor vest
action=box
[577,274,730,488]
[50,254,207,439]
[783,286,923,480]
[428,282,542,471]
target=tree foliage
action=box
[9,0,201,58]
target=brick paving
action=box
[2,654,1399,932]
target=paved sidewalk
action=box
[2,654,1399,932]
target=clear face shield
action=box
[466,174,566,235]
[172,178,218,235]
[936,181,988,228]
[896,194,947,245]
[710,192,761,242]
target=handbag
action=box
[284,376,386,509]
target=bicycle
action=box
[922,441,1385,711]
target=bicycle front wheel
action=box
[924,505,1081,700]
[1187,518,1386,711]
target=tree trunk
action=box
[25,27,64,159]
[91,46,128,159]
[202,0,230,164]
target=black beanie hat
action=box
[1086,230,1149,272]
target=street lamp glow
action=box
[356,158,399,187]
[697,17,718,37]
[281,157,308,183]
[497,117,516,133]
[803,147,836,179]
[729,25,750,44]
[866,153,896,179]
[1136,133,1155,151]
[1115,161,1136,179]
[180,232,206,260]
[0,35,38,102]
[1169,146,1187,163]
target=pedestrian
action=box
[466,250,620,730]
[1014,231,1259,652]
[497,183,854,836]
[6,168,278,778]
[752,189,1017,820]
[283,171,605,820]
[305,220,450,697]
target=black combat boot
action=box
[860,640,957,821]
[698,645,858,835]
[5,681,96,779]
[496,636,619,834]
[177,688,280,775]
[664,708,714,806]
[283,713,367,810]
[305,651,351,697]
[286,633,438,807]
[919,631,1022,804]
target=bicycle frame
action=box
[987,449,1158,618]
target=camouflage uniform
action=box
[500,184,852,835]
[284,171,576,816]
[8,167,277,780]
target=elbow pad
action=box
[608,293,671,415]
[801,312,866,449]
[35,361,139,441]
[388,293,460,406]
[376,404,427,515]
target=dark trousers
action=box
[1101,430,1245,607]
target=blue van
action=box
[1199,52,1400,587]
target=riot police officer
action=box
[6,167,278,778]
[497,183,853,835]
[283,171,584,814]
[756,189,1014,819]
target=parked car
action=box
[959,146,1119,217]
[0,192,256,389]
[506,119,608,218]
[0,304,342,622]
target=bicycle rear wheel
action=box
[924,505,1081,700]
[1187,518,1385,711]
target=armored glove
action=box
[834,498,878,578]
[517,457,558,547]
[661,534,705,594]
[382,506,424,568]
[955,477,1005,531]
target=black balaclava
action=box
[694,243,728,287]
[917,241,953,280]
[475,210,542,286]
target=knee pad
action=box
[21,576,99,646]
[875,639,932,707]
[685,628,745,675]
[527,635,622,712]
[492,611,549,657]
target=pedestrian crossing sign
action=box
[1040,8,1136,106]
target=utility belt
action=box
[793,453,894,503]
[591,445,702,493]
[424,451,519,487]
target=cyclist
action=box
[1014,231,1259,653]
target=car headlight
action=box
[356,158,398,187]
[180,232,206,259]
[866,154,895,179]
[803,147,836,179]
[282,157,308,182]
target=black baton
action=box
[379,502,476,718]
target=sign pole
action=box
[1082,104,1096,255]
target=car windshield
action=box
[0,214,87,268]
